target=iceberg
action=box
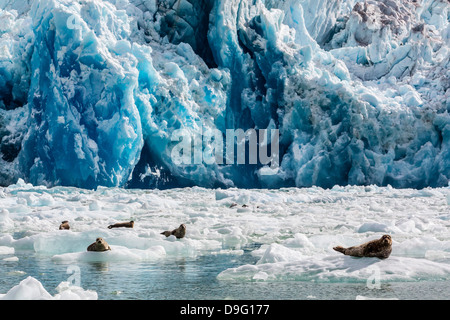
[217,253,450,283]
[0,0,448,189]
[0,276,97,300]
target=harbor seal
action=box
[59,221,70,230]
[333,235,392,259]
[161,224,186,239]
[229,203,249,208]
[108,221,134,229]
[87,237,111,252]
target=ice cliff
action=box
[0,0,448,189]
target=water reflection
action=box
[89,262,110,273]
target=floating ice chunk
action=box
[236,207,252,213]
[0,276,97,300]
[7,270,26,276]
[252,271,269,281]
[6,204,31,214]
[283,233,315,250]
[165,235,177,242]
[215,190,231,201]
[396,220,421,234]
[0,277,53,300]
[9,179,32,190]
[257,243,304,264]
[0,235,15,247]
[0,209,14,230]
[89,200,101,211]
[33,231,106,255]
[218,255,450,283]
[211,249,244,256]
[223,234,248,249]
[53,282,98,300]
[52,245,166,263]
[36,194,55,207]
[409,189,440,198]
[425,250,450,261]
[3,256,18,262]
[0,246,14,255]
[357,222,390,233]
[393,236,450,258]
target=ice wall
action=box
[0,0,449,189]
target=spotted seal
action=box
[161,224,186,239]
[87,237,111,252]
[333,235,392,259]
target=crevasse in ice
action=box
[0,0,448,189]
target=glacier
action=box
[0,0,449,189]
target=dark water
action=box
[1,248,450,300]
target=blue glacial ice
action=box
[0,0,449,189]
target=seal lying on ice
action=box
[108,221,134,229]
[87,237,111,252]
[333,235,392,259]
[161,224,186,239]
[59,221,70,230]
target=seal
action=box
[59,221,70,230]
[161,224,186,239]
[230,203,249,208]
[108,221,134,229]
[333,235,392,259]
[87,237,111,252]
